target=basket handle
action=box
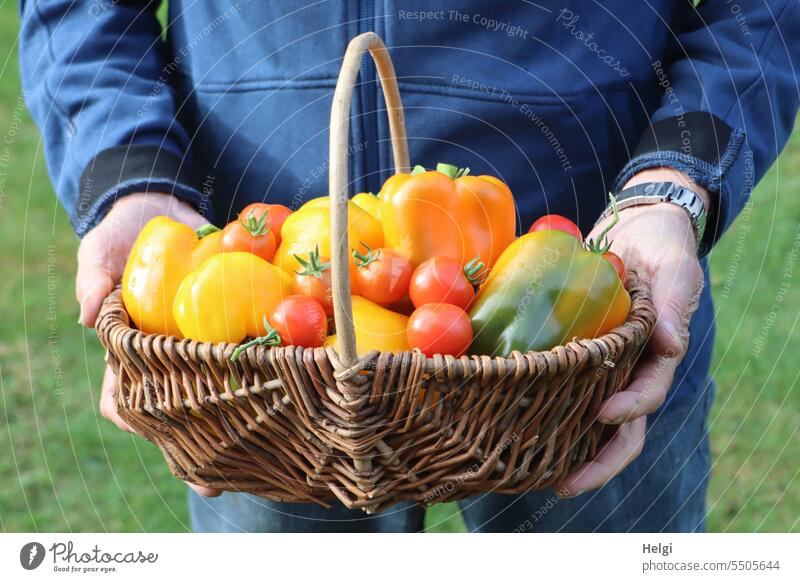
[329,32,409,367]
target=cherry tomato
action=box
[268,295,327,348]
[407,303,473,357]
[291,246,334,316]
[352,243,413,305]
[409,256,475,310]
[528,214,583,243]
[603,251,626,282]
[221,209,277,262]
[240,203,292,246]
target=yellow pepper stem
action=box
[195,223,220,239]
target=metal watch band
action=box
[596,182,708,252]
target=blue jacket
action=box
[19,1,800,403]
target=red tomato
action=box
[221,210,277,262]
[291,246,334,316]
[407,303,473,357]
[409,256,475,310]
[353,244,413,305]
[388,295,416,316]
[240,203,292,246]
[268,295,327,348]
[528,215,583,243]
[603,251,626,282]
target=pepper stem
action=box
[436,163,471,179]
[410,163,471,178]
[195,223,220,239]
[585,192,619,254]
[230,316,281,362]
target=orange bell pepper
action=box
[379,163,516,267]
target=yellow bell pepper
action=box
[351,192,381,221]
[324,295,410,354]
[173,252,292,344]
[275,196,383,279]
[122,217,221,337]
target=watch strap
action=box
[597,182,708,253]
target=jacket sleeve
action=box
[19,0,211,237]
[613,0,800,256]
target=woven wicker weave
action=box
[95,32,656,513]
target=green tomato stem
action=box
[239,209,271,237]
[585,192,619,254]
[230,316,281,362]
[352,241,379,269]
[464,255,489,285]
[294,244,330,279]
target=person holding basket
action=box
[18,1,800,532]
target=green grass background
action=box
[1,2,798,532]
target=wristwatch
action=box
[596,182,708,252]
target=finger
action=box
[597,351,681,423]
[557,416,646,497]
[169,199,209,230]
[99,366,135,433]
[649,257,703,356]
[76,232,117,328]
[188,482,222,497]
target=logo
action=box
[20,542,46,570]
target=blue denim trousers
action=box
[188,378,714,533]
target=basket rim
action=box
[97,270,655,380]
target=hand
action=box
[558,168,707,496]
[79,191,221,498]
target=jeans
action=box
[189,378,714,533]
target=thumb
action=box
[170,201,209,231]
[76,234,118,328]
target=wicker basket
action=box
[96,32,656,513]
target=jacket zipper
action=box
[358,0,380,193]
